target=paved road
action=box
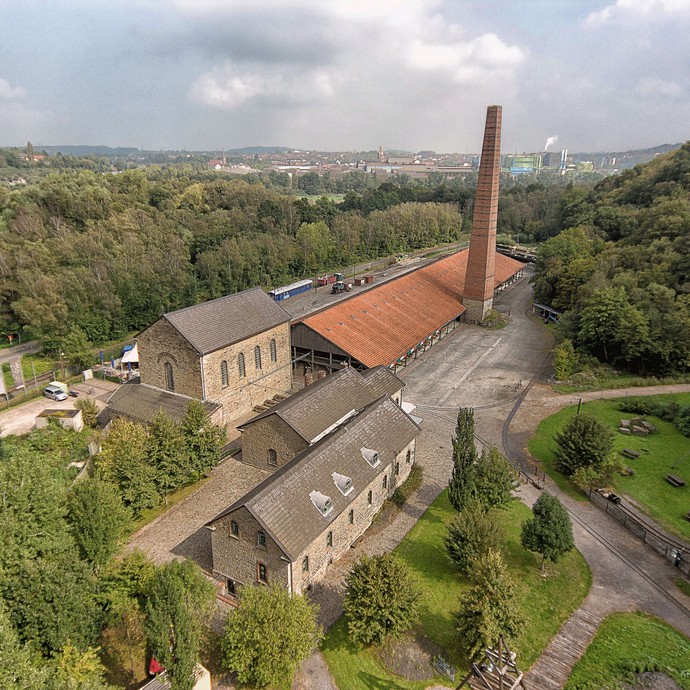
[0,340,39,364]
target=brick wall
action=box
[240,415,308,470]
[211,506,289,593]
[138,319,203,398]
[202,322,292,427]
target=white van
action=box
[43,385,68,401]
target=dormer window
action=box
[332,472,353,496]
[361,447,380,468]
[309,490,333,517]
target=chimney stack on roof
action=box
[462,105,502,322]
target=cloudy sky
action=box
[1,0,689,153]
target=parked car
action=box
[43,385,68,401]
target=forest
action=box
[533,142,690,375]
[0,160,573,355]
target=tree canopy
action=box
[343,553,422,646]
[221,584,322,689]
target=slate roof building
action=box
[291,248,524,372]
[237,365,406,471]
[206,391,420,596]
[114,288,292,427]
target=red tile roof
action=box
[298,250,524,368]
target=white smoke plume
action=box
[544,135,558,151]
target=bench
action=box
[622,448,641,459]
[666,474,686,487]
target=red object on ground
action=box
[149,658,164,675]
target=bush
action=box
[553,339,578,381]
[618,398,654,415]
[390,465,423,508]
[76,398,99,427]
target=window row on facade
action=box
[220,338,278,387]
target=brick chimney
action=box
[463,105,502,323]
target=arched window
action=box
[382,475,388,489]
[326,531,333,548]
[238,353,246,378]
[367,490,372,505]
[254,345,262,370]
[267,449,277,466]
[270,338,277,363]
[221,360,229,388]
[164,362,174,391]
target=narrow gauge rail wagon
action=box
[268,279,314,301]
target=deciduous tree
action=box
[521,492,575,574]
[445,500,503,576]
[181,400,226,479]
[343,554,422,646]
[221,585,322,689]
[454,549,523,661]
[68,478,131,573]
[147,411,189,503]
[97,418,158,515]
[144,561,214,690]
[472,448,517,511]
[554,413,614,476]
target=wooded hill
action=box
[0,164,581,353]
[533,141,690,374]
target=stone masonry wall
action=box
[202,322,291,428]
[292,439,416,594]
[211,506,289,592]
[240,415,308,471]
[138,319,203,398]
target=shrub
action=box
[76,398,99,427]
[618,398,654,415]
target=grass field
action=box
[322,491,591,690]
[564,612,690,689]
[529,394,690,541]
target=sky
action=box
[1,0,689,153]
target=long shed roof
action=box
[295,249,524,368]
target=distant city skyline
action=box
[1,0,689,153]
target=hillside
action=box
[533,141,690,374]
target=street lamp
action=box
[60,351,65,380]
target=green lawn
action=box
[676,578,690,598]
[565,612,690,689]
[529,394,690,541]
[322,492,591,690]
[553,372,690,394]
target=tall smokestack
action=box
[463,105,502,323]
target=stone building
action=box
[206,366,419,596]
[132,288,292,427]
[206,394,420,597]
[237,365,406,471]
